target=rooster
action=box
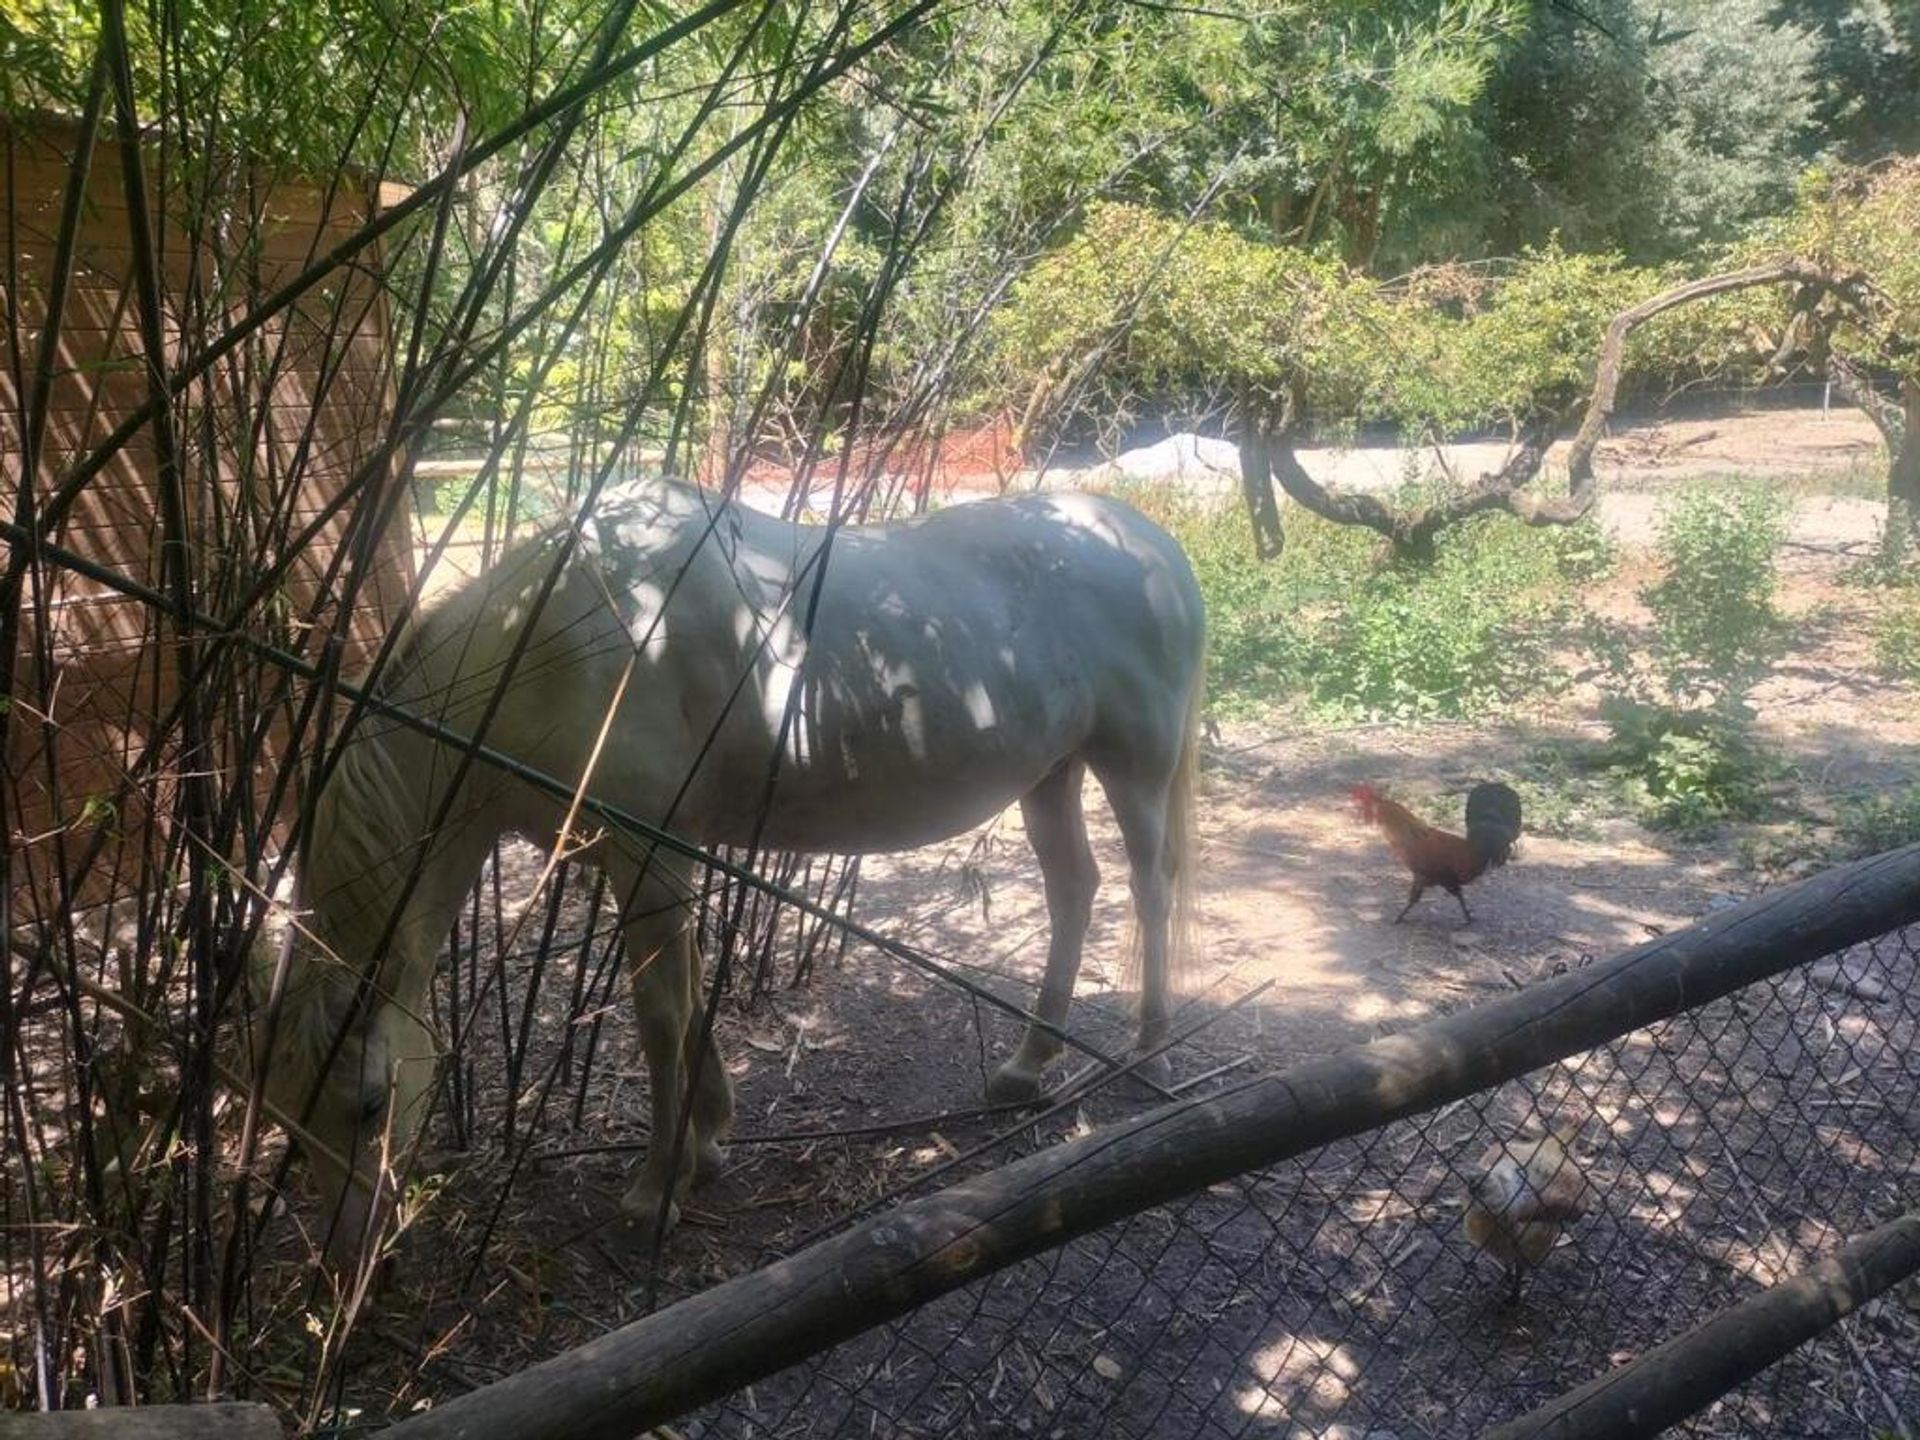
[1349,781,1522,924]
[1462,1127,1593,1302]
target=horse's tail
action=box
[1166,650,1205,995]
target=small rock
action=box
[1091,1354,1124,1381]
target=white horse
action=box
[264,477,1205,1260]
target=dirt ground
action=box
[321,405,1918,1436]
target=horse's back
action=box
[387,482,1203,854]
[724,489,1204,845]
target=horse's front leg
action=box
[989,761,1096,1103]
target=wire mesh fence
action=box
[671,921,1920,1439]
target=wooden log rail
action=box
[0,1404,282,1438]
[1482,1213,1920,1439]
[383,844,1920,1440]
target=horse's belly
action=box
[752,768,1034,853]
[691,709,1076,854]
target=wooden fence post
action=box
[0,1404,283,1440]
[1481,1213,1920,1439]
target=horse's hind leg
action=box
[988,759,1098,1103]
[1099,767,1179,1089]
[607,860,709,1240]
[682,971,735,1184]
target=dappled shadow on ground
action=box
[277,707,1920,1438]
[662,912,1920,1440]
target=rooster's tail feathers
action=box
[1465,782,1523,869]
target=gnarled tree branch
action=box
[1238,258,1907,560]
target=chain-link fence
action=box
[683,928,1918,1437]
[378,849,1920,1440]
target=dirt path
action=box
[1033,405,1885,501]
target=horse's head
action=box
[253,913,439,1271]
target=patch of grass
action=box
[1744,784,1920,879]
[1506,746,1629,843]
[1610,465,1885,502]
[1835,786,1920,857]
[1124,485,1604,722]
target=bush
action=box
[1599,697,1774,832]
[1875,586,1920,678]
[989,207,1723,447]
[1644,484,1788,703]
[1596,483,1788,830]
[1835,787,1920,857]
[1302,526,1563,719]
[420,469,559,525]
[1128,486,1580,720]
[1549,516,1618,584]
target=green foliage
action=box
[1834,785,1920,857]
[1779,0,1920,162]
[1126,488,1582,720]
[1548,516,1618,584]
[1481,0,1821,261]
[1645,486,1791,703]
[1771,160,1920,380]
[0,0,540,173]
[994,208,1722,445]
[991,202,1380,420]
[1420,243,1673,424]
[1873,588,1920,679]
[1301,512,1566,718]
[1595,484,1790,830]
[420,469,558,527]
[1597,697,1775,832]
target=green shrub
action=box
[1302,529,1562,719]
[1595,483,1788,830]
[1644,484,1788,703]
[422,470,558,524]
[1877,594,1920,679]
[1599,697,1774,832]
[1835,787,1920,857]
[1549,516,1618,585]
[1129,486,1578,721]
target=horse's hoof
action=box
[619,1182,682,1242]
[986,1062,1046,1105]
[693,1140,728,1187]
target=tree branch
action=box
[1262,416,1557,561]
[1244,258,1904,560]
[1550,261,1854,524]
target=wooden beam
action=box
[1481,1213,1920,1440]
[0,1404,283,1439]
[382,844,1920,1440]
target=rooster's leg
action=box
[1449,886,1473,923]
[1394,882,1424,923]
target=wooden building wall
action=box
[1,116,414,918]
